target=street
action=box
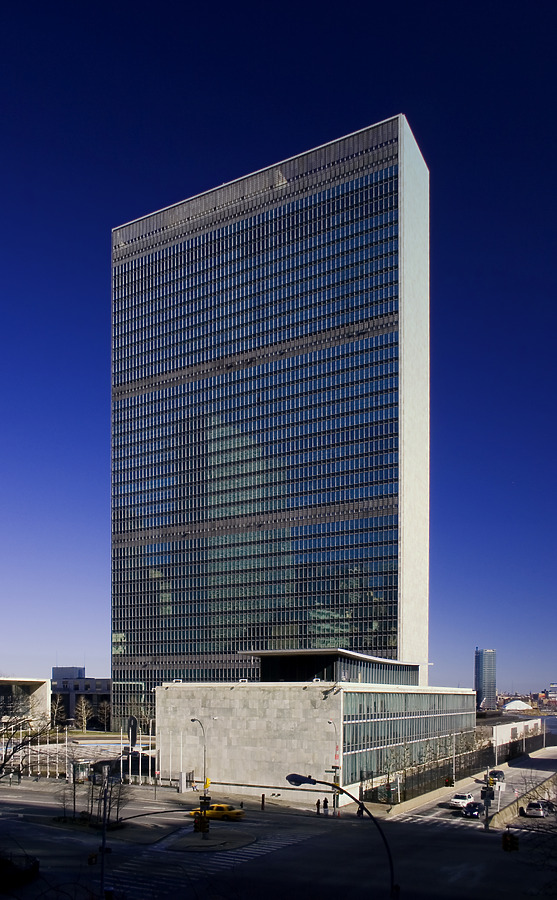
[1,748,556,899]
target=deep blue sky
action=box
[1,1,555,693]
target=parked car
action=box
[462,801,485,818]
[449,792,474,808]
[524,801,547,818]
[486,770,505,783]
[188,804,244,821]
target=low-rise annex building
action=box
[0,677,51,722]
[155,650,476,804]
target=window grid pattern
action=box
[111,123,405,721]
[112,335,398,531]
[342,692,477,784]
[113,168,398,385]
[334,659,418,686]
[112,516,398,668]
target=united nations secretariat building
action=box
[111,115,476,801]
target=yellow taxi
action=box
[189,803,244,821]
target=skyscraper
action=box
[111,115,429,721]
[474,648,497,709]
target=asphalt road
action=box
[1,750,556,899]
[390,746,557,825]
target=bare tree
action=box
[56,744,105,820]
[51,694,66,727]
[74,697,94,732]
[0,695,51,780]
[518,770,557,817]
[98,700,111,732]
[107,780,132,824]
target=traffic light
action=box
[193,813,209,833]
[502,831,519,852]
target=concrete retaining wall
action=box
[489,771,557,829]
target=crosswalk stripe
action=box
[92,830,316,896]
[391,813,484,828]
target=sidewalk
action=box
[3,744,556,833]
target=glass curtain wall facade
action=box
[111,116,429,721]
[474,648,497,710]
[343,689,476,785]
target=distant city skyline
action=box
[1,2,555,694]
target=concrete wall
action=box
[156,680,475,805]
[156,681,342,801]
[493,718,541,745]
[476,718,542,749]
[0,677,51,721]
[398,115,430,682]
[489,771,557,829]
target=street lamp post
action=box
[286,773,399,898]
[327,719,339,765]
[327,719,340,814]
[191,718,207,794]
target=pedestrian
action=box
[356,804,364,817]
[323,797,329,816]
[315,798,321,815]
[9,773,13,786]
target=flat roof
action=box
[239,647,421,667]
[159,681,475,695]
[113,115,402,232]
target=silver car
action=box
[525,801,547,817]
[449,792,474,808]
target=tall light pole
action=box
[327,719,340,814]
[286,773,399,897]
[327,719,339,765]
[191,718,207,794]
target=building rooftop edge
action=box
[239,647,422,667]
[157,681,474,694]
[112,114,403,233]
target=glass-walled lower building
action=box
[342,687,476,786]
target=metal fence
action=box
[364,731,557,803]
